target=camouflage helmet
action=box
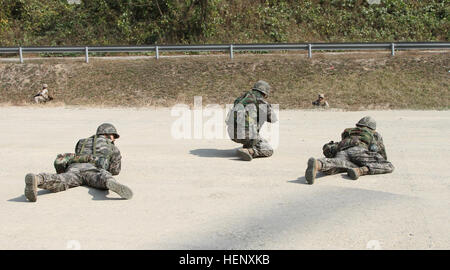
[252,80,271,96]
[356,116,376,130]
[318,93,325,99]
[96,123,120,138]
[42,84,48,88]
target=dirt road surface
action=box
[0,107,448,249]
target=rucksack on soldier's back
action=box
[323,141,338,158]
[54,153,75,174]
[53,153,94,174]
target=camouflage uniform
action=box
[226,81,278,158]
[25,123,132,202]
[305,116,394,184]
[312,94,329,107]
[312,99,329,107]
[38,135,122,192]
[318,126,394,175]
[34,84,51,103]
[34,88,49,103]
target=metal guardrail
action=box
[0,42,449,63]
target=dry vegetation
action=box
[0,51,449,110]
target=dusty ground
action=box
[0,106,449,250]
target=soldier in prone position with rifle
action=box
[24,123,133,202]
[305,116,394,184]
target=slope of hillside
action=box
[1,52,449,110]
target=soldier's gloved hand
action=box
[369,143,378,152]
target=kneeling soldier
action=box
[312,93,329,108]
[225,80,278,161]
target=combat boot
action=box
[305,158,322,185]
[105,178,133,200]
[237,148,254,161]
[24,173,42,202]
[347,166,369,180]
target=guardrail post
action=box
[155,46,159,59]
[308,44,312,58]
[85,46,89,63]
[19,47,23,63]
[391,43,395,56]
[230,44,234,59]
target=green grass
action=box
[0,0,448,46]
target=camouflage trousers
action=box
[318,146,394,175]
[38,163,113,193]
[227,126,273,158]
[34,96,48,103]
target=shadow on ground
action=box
[8,187,124,202]
[8,190,52,202]
[287,176,309,185]
[156,185,413,249]
[341,174,356,180]
[190,148,239,158]
[86,187,124,201]
[288,172,343,185]
[288,172,358,185]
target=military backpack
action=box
[337,127,375,151]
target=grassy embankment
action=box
[0,52,448,110]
